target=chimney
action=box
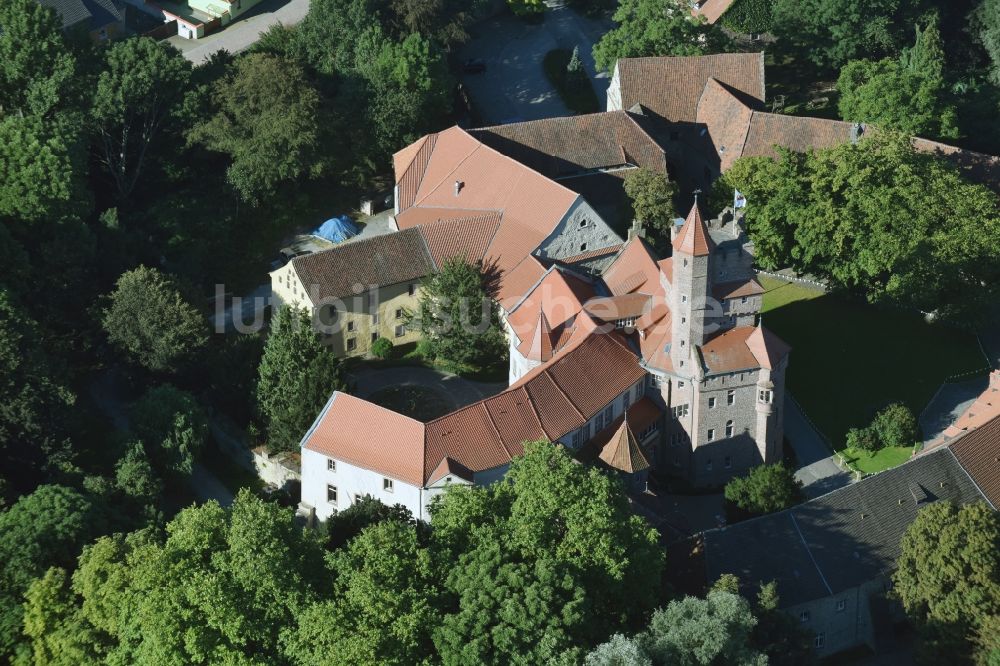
[454,180,463,197]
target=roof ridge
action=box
[945,444,997,510]
[788,512,834,596]
[412,130,484,208]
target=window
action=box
[678,381,686,389]
[759,389,773,404]
[706,459,713,471]
[741,296,748,304]
[672,404,689,418]
[615,317,636,329]
[595,412,604,432]
[622,391,631,410]
[371,332,379,343]
[707,429,715,442]
[327,459,337,472]
[708,397,717,408]
[799,611,810,623]
[835,599,846,612]
[347,320,355,332]
[603,405,613,423]
[725,420,734,438]
[727,389,735,405]
[579,219,587,228]
[681,316,686,324]
[724,456,732,469]
[394,324,406,337]
[372,312,379,325]
[408,284,416,296]
[580,243,588,252]
[814,633,825,649]
[347,338,357,352]
[327,485,338,504]
[572,430,583,448]
[383,478,394,492]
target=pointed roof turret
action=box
[517,309,556,362]
[672,202,716,257]
[599,416,651,474]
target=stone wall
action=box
[538,197,622,260]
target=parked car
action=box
[463,58,486,74]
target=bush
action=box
[846,425,881,453]
[723,462,803,520]
[719,0,774,34]
[371,337,393,360]
[872,402,918,449]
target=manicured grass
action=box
[543,49,601,115]
[367,385,454,422]
[842,445,916,475]
[760,276,987,450]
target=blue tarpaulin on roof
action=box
[313,215,358,243]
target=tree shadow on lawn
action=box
[761,288,985,447]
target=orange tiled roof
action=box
[615,53,765,123]
[583,293,652,321]
[395,206,496,229]
[696,79,755,172]
[302,392,429,487]
[603,236,662,295]
[942,371,1000,441]
[497,255,549,312]
[507,267,595,343]
[558,243,624,265]
[394,134,438,210]
[745,325,791,370]
[517,310,556,362]
[948,412,1000,509]
[578,397,662,472]
[699,326,763,374]
[598,419,651,473]
[418,212,502,269]
[690,0,737,23]
[713,277,764,301]
[673,203,716,256]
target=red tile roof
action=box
[394,134,438,210]
[699,326,763,374]
[697,79,755,171]
[302,392,429,487]
[557,243,624,265]
[497,255,549,311]
[745,325,791,370]
[949,412,1000,509]
[713,277,765,301]
[517,310,556,362]
[673,203,716,256]
[603,236,662,295]
[615,53,765,123]
[506,267,595,344]
[942,371,1000,441]
[417,212,502,269]
[690,0,737,23]
[583,293,652,321]
[598,419,651,473]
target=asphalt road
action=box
[784,394,852,497]
[169,0,309,64]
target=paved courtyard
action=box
[784,394,853,497]
[168,0,309,64]
[459,7,613,124]
[919,375,991,443]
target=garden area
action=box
[543,48,601,115]
[759,276,988,470]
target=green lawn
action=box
[842,445,916,475]
[543,49,601,115]
[760,276,986,450]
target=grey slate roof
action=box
[704,448,987,607]
[36,0,120,30]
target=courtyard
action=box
[759,276,988,460]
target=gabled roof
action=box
[583,293,652,322]
[417,212,502,269]
[703,447,987,608]
[673,203,715,256]
[301,392,429,487]
[395,126,581,274]
[469,111,668,178]
[949,412,1000,509]
[712,277,764,301]
[696,79,755,172]
[614,53,765,123]
[497,255,550,312]
[290,227,435,302]
[394,134,438,210]
[940,371,1000,442]
[506,266,595,345]
[699,326,763,374]
[745,325,791,370]
[603,236,662,295]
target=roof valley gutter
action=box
[788,511,834,596]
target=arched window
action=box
[725,420,734,438]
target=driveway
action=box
[168,0,310,64]
[784,394,852,497]
[349,366,506,414]
[460,7,613,124]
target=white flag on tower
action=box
[734,189,747,209]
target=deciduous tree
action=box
[724,463,804,520]
[101,266,209,373]
[895,501,1000,662]
[593,0,730,72]
[92,37,192,200]
[0,0,76,117]
[130,385,208,480]
[189,53,326,203]
[623,167,679,246]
